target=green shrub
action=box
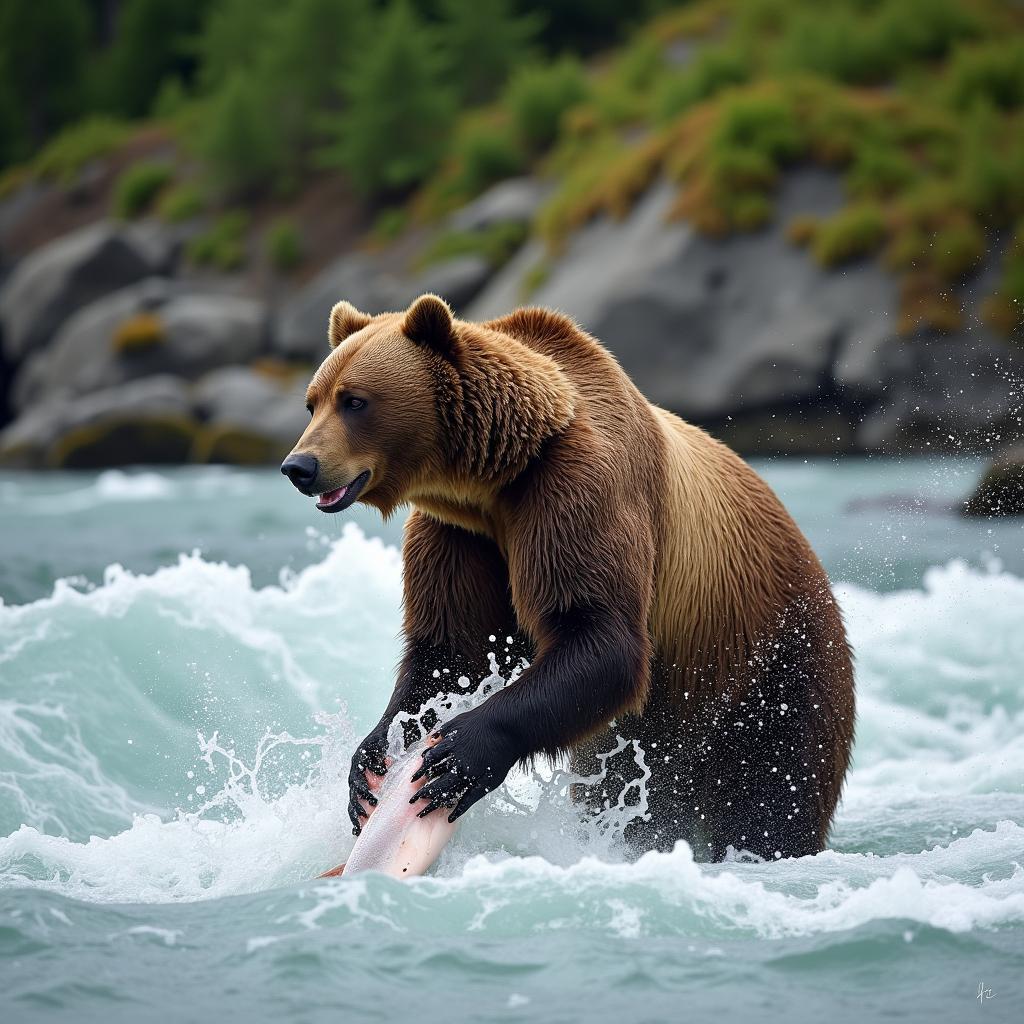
[519,259,551,300]
[812,204,888,266]
[450,120,526,199]
[878,0,978,63]
[373,207,409,243]
[778,0,976,85]
[948,41,1024,112]
[655,44,750,121]
[932,219,985,279]
[31,116,128,184]
[186,211,250,272]
[113,161,174,218]
[156,183,204,223]
[504,57,590,152]
[265,219,303,272]
[778,11,894,85]
[711,92,803,163]
[846,144,916,198]
[418,222,527,269]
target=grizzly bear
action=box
[281,294,855,862]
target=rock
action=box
[470,172,858,419]
[963,443,1024,516]
[0,374,194,468]
[857,337,1021,452]
[0,222,164,363]
[192,366,308,443]
[412,255,492,312]
[468,168,1018,451]
[191,366,308,465]
[448,178,547,234]
[274,253,407,361]
[12,281,267,410]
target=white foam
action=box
[0,533,1022,942]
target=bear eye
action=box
[342,395,367,412]
[305,403,313,416]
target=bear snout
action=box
[280,452,320,493]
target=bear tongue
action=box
[317,485,347,507]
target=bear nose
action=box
[281,453,319,492]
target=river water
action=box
[0,460,1021,1022]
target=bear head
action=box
[282,294,577,518]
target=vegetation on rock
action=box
[2,0,1023,336]
[111,313,166,354]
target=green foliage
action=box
[447,119,527,200]
[504,57,590,152]
[372,207,410,243]
[196,0,278,92]
[655,43,750,122]
[438,0,542,104]
[157,183,205,223]
[947,41,1024,112]
[990,226,1024,333]
[712,92,803,163]
[846,144,916,199]
[265,219,304,272]
[520,259,551,300]
[101,0,211,119]
[0,0,90,159]
[812,204,888,266]
[418,222,528,270]
[199,71,283,198]
[186,210,250,271]
[318,1,454,197]
[778,0,977,85]
[113,161,174,218]
[31,117,129,185]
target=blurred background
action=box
[0,0,1022,509]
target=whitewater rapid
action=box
[1,515,1021,946]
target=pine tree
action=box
[438,0,541,104]
[319,0,454,197]
[0,0,90,153]
[199,69,282,198]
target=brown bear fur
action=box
[286,294,855,861]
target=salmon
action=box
[321,736,458,879]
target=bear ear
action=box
[328,300,372,349]
[402,294,458,361]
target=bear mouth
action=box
[316,470,371,513]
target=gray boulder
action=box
[13,281,267,410]
[468,168,1017,451]
[274,253,407,361]
[0,222,166,362]
[193,366,308,440]
[413,255,492,313]
[448,178,547,234]
[191,367,309,465]
[469,173,859,418]
[0,375,194,468]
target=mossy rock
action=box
[963,448,1024,516]
[191,425,286,466]
[111,312,166,355]
[49,416,197,469]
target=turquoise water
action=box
[1,460,1022,1023]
